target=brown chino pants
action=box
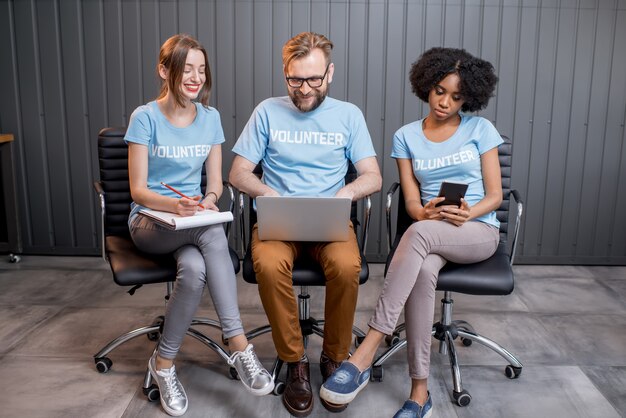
[251,222,361,363]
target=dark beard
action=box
[289,89,327,112]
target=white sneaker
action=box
[148,352,188,416]
[228,344,275,396]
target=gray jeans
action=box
[130,215,243,360]
[369,220,499,379]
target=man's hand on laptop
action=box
[262,189,281,197]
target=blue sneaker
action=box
[392,393,433,418]
[319,362,371,405]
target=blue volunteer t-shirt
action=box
[124,101,225,221]
[232,96,376,197]
[391,115,503,227]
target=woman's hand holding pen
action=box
[175,196,204,217]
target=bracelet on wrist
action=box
[205,191,218,203]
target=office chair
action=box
[93,127,240,402]
[238,163,371,395]
[372,137,523,407]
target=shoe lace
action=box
[238,347,263,378]
[162,370,184,400]
[291,362,308,382]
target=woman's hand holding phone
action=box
[416,197,446,221]
[440,198,472,226]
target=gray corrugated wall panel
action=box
[291,0,309,34]
[380,1,406,258]
[178,0,197,35]
[121,1,143,121]
[2,0,625,263]
[272,4,290,97]
[511,4,539,258]
[525,5,558,258]
[329,2,348,102]
[159,1,177,43]
[578,3,626,256]
[14,0,51,247]
[493,4,520,143]
[346,2,367,109]
[140,1,159,104]
[539,5,577,257]
[558,6,595,259]
[197,1,217,104]
[252,1,273,107]
[311,1,329,36]
[82,0,108,207]
[39,0,75,248]
[215,1,235,151]
[59,0,98,249]
[234,0,254,152]
[577,4,615,258]
[609,8,626,257]
[364,0,386,260]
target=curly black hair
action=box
[409,47,498,112]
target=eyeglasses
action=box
[285,63,330,88]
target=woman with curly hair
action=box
[320,47,502,418]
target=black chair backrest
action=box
[97,127,207,238]
[394,136,512,245]
[98,127,133,238]
[247,161,360,231]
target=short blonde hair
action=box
[282,32,333,69]
[157,34,212,107]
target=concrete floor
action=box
[0,256,624,418]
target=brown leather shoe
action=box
[319,351,343,382]
[283,360,313,417]
[319,352,348,413]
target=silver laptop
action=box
[256,196,352,242]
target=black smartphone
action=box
[435,181,468,207]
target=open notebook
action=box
[139,208,233,230]
[256,196,351,242]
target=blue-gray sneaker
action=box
[392,393,433,418]
[319,362,370,405]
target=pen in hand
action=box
[160,181,205,209]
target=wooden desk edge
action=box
[0,134,15,144]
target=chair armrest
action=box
[222,181,236,239]
[93,181,107,262]
[238,190,247,251]
[386,182,401,252]
[360,195,372,254]
[509,189,524,265]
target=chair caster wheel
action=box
[95,357,112,373]
[143,384,160,402]
[8,254,21,263]
[354,335,365,348]
[273,381,285,395]
[453,389,471,407]
[385,333,400,347]
[505,365,522,379]
[147,331,160,341]
[147,317,164,341]
[370,365,383,382]
[229,367,240,380]
[461,337,472,347]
